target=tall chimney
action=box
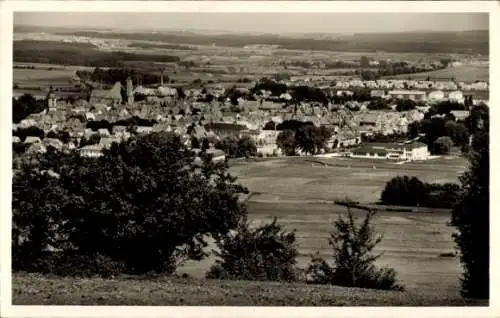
[160,70,164,86]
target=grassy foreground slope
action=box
[12,273,487,306]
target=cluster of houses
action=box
[332,79,488,91]
[13,71,486,162]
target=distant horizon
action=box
[14,23,489,37]
[14,12,489,35]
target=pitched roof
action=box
[90,82,122,100]
[24,136,42,144]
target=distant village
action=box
[12,70,489,164]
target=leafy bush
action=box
[433,136,454,154]
[380,176,459,209]
[206,217,298,282]
[12,132,248,277]
[305,208,404,291]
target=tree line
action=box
[76,68,166,87]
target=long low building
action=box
[348,141,429,161]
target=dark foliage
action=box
[201,138,210,151]
[276,125,332,156]
[451,105,489,299]
[276,130,297,156]
[414,116,470,154]
[251,78,288,97]
[291,86,329,105]
[396,99,418,112]
[46,130,71,144]
[13,94,47,124]
[433,136,454,155]
[76,67,163,86]
[12,133,248,276]
[305,208,403,291]
[367,98,389,111]
[13,142,28,156]
[86,116,157,132]
[276,120,314,131]
[190,136,200,149]
[207,217,298,282]
[435,101,467,114]
[79,135,101,148]
[294,125,332,155]
[215,136,257,159]
[13,126,45,142]
[380,176,459,209]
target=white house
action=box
[448,91,465,104]
[388,90,427,102]
[80,144,104,158]
[450,110,470,121]
[428,90,446,103]
[24,136,42,144]
[135,126,154,134]
[97,128,111,137]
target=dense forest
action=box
[43,30,490,55]
[13,40,181,67]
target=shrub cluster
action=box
[277,125,332,156]
[380,176,459,209]
[215,136,257,159]
[207,217,298,282]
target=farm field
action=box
[385,64,489,82]
[174,157,467,298]
[13,68,76,86]
[228,156,467,203]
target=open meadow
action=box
[173,156,469,299]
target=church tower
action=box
[47,85,57,110]
[126,77,134,105]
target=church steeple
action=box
[47,84,57,109]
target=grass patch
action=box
[12,272,487,306]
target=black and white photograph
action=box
[1,1,497,315]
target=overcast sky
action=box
[14,12,488,34]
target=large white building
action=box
[388,90,427,102]
[349,142,429,161]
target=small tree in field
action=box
[433,136,453,155]
[306,207,403,291]
[206,217,299,282]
